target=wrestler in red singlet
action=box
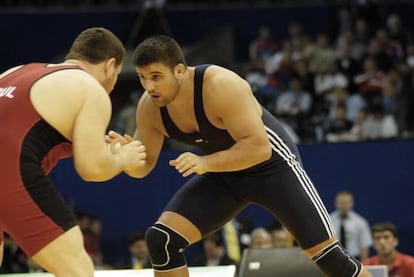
[0,63,80,256]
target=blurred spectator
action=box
[349,0,383,33]
[86,215,104,268]
[118,232,151,269]
[249,26,279,70]
[350,18,370,60]
[112,90,142,136]
[360,106,399,140]
[405,41,414,71]
[348,108,368,141]
[330,6,353,41]
[249,228,273,250]
[291,59,315,94]
[0,233,28,273]
[325,103,354,143]
[245,27,281,110]
[265,40,300,89]
[221,219,241,264]
[275,77,312,116]
[191,231,237,267]
[326,86,366,124]
[286,20,310,57]
[329,190,372,262]
[314,61,349,117]
[75,211,104,268]
[335,42,361,93]
[375,28,403,67]
[271,227,292,248]
[274,77,313,139]
[353,56,386,111]
[364,37,392,73]
[304,32,336,74]
[394,61,414,137]
[381,78,398,117]
[386,14,412,52]
[364,222,414,277]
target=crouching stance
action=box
[121,35,373,277]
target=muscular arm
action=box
[185,67,271,173]
[71,86,121,180]
[31,69,145,182]
[124,94,164,178]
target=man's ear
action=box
[174,63,186,80]
[105,58,117,76]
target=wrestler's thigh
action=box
[31,226,93,276]
[164,173,248,236]
[244,162,334,249]
[0,171,76,257]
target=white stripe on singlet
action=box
[265,125,336,238]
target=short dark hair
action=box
[204,231,224,247]
[133,35,187,69]
[65,27,126,66]
[128,232,146,246]
[372,222,398,237]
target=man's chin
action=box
[152,99,166,107]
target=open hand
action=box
[105,130,133,153]
[169,152,207,177]
[113,140,147,169]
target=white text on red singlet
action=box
[0,86,16,99]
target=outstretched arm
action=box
[122,94,165,178]
[71,75,146,181]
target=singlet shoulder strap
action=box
[160,64,211,138]
[193,64,211,126]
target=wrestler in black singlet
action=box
[160,64,336,249]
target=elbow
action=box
[81,176,106,182]
[125,163,154,179]
[125,170,150,179]
[75,163,113,182]
[78,169,110,182]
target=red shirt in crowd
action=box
[364,251,414,277]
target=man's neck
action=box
[378,251,397,266]
[168,67,193,109]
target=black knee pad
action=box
[145,223,190,271]
[312,241,362,277]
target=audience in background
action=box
[116,232,151,270]
[0,233,29,273]
[249,25,279,70]
[245,5,414,142]
[329,191,372,262]
[248,228,274,250]
[75,211,105,269]
[271,227,292,248]
[191,231,238,267]
[364,222,414,277]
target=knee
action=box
[311,241,362,277]
[145,223,190,271]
